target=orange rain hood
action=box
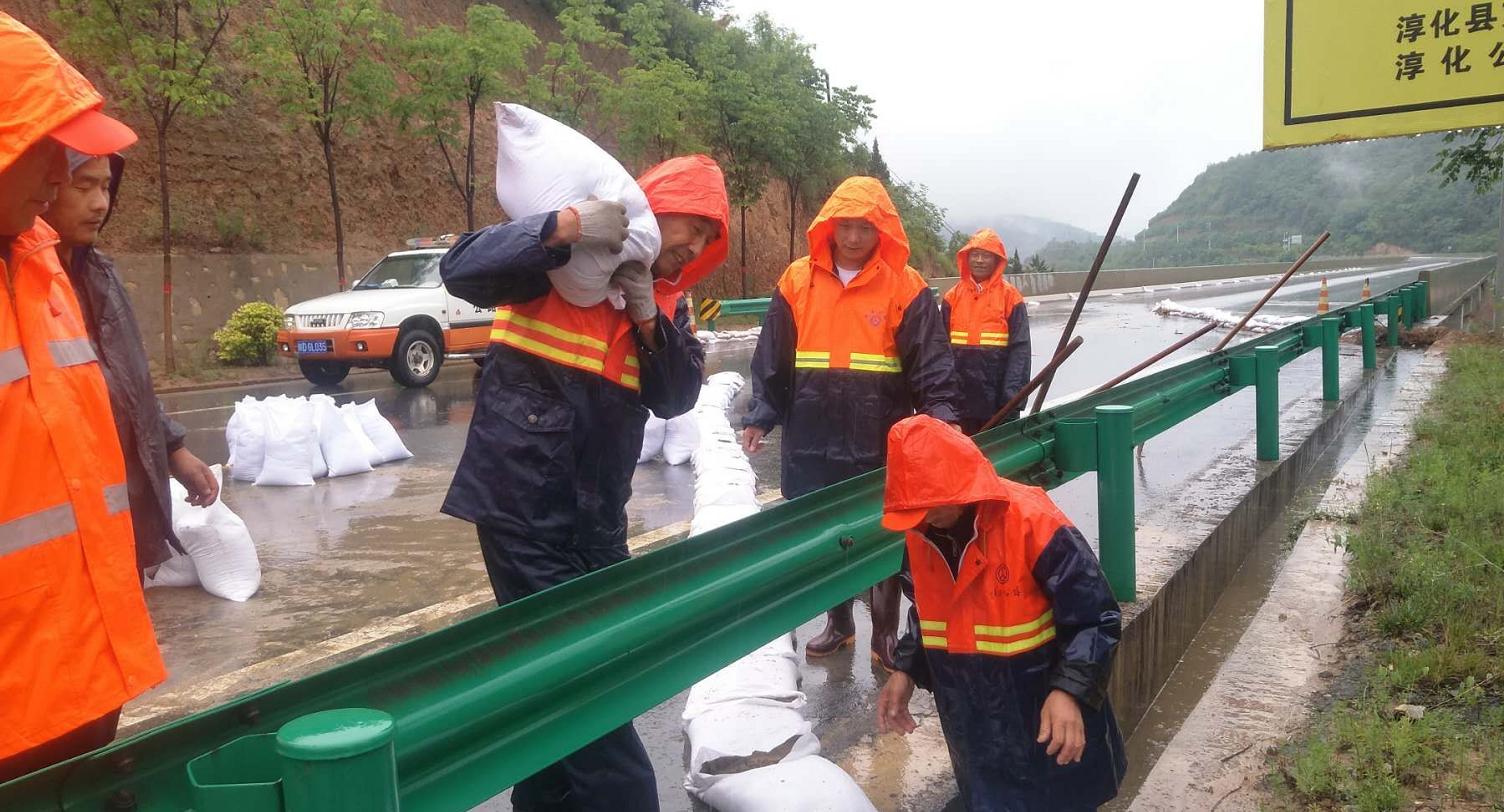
[882,415,1010,530]
[637,154,731,296]
[0,13,114,171]
[806,176,910,274]
[955,228,1009,287]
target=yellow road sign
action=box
[1265,0,1504,148]
[698,297,722,322]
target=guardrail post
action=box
[1255,346,1280,461]
[277,708,399,812]
[1417,279,1430,320]
[1095,404,1135,602]
[1386,295,1401,347]
[1360,303,1377,370]
[1403,285,1417,328]
[1321,316,1340,402]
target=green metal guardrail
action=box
[0,281,1435,812]
[699,288,942,331]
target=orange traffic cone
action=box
[1317,277,1330,314]
[1361,278,1371,299]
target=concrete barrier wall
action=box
[932,256,1401,297]
[1420,256,1497,318]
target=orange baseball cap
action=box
[49,107,136,156]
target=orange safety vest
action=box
[945,228,1022,349]
[0,221,166,758]
[490,294,642,392]
[905,496,1061,659]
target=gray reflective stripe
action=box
[104,483,130,514]
[0,347,27,386]
[49,337,97,367]
[0,503,78,557]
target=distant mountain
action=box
[1038,133,1500,271]
[950,213,1099,261]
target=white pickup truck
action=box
[275,241,494,387]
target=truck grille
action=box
[297,313,346,329]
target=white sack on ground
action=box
[684,705,820,797]
[255,396,316,487]
[226,397,267,482]
[172,465,261,601]
[696,756,877,812]
[311,394,374,477]
[144,547,199,589]
[683,635,804,719]
[662,413,699,465]
[346,400,413,464]
[1154,298,1305,333]
[638,414,667,464]
[494,103,660,308]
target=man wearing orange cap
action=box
[0,12,166,781]
[944,228,1031,432]
[441,155,730,810]
[742,176,961,671]
[876,415,1126,809]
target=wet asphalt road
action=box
[140,256,1454,810]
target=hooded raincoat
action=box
[744,177,960,498]
[885,415,1125,810]
[59,155,187,573]
[0,12,164,768]
[943,229,1030,432]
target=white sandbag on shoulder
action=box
[255,396,315,487]
[226,397,267,482]
[695,756,877,812]
[685,705,820,796]
[662,412,699,465]
[312,395,374,477]
[173,465,261,601]
[683,635,803,719]
[342,400,412,465]
[144,547,199,589]
[639,414,666,464]
[494,103,660,308]
[690,503,760,536]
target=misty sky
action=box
[726,0,1266,236]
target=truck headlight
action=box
[348,311,384,329]
[283,315,296,330]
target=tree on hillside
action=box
[868,139,892,183]
[529,0,622,136]
[615,0,709,166]
[400,5,536,231]
[1433,127,1503,194]
[1006,250,1022,275]
[57,0,236,375]
[1025,254,1050,274]
[889,179,948,274]
[945,229,969,258]
[247,0,397,290]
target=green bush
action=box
[213,302,282,366]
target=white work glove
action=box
[611,261,658,324]
[568,199,629,253]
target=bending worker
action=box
[0,13,165,781]
[440,155,729,811]
[944,228,1030,432]
[877,415,1127,809]
[742,176,960,671]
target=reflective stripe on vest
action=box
[49,337,97,367]
[974,609,1056,656]
[0,481,128,558]
[0,347,28,385]
[794,349,900,373]
[490,309,641,391]
[919,619,948,649]
[950,331,1009,348]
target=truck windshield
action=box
[354,255,442,289]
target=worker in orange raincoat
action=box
[0,12,166,781]
[944,228,1030,432]
[742,176,961,671]
[877,415,1126,809]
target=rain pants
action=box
[744,177,960,498]
[439,154,729,811]
[886,416,1126,810]
[943,229,1030,432]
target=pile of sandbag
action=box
[494,102,660,308]
[681,373,874,811]
[227,395,412,486]
[638,412,699,466]
[145,465,262,602]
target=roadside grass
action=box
[1267,338,1504,810]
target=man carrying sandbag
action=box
[440,154,730,811]
[0,12,166,781]
[741,176,960,672]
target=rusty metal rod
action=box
[975,336,1085,434]
[1030,173,1140,415]
[1088,321,1218,395]
[1211,231,1331,352]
